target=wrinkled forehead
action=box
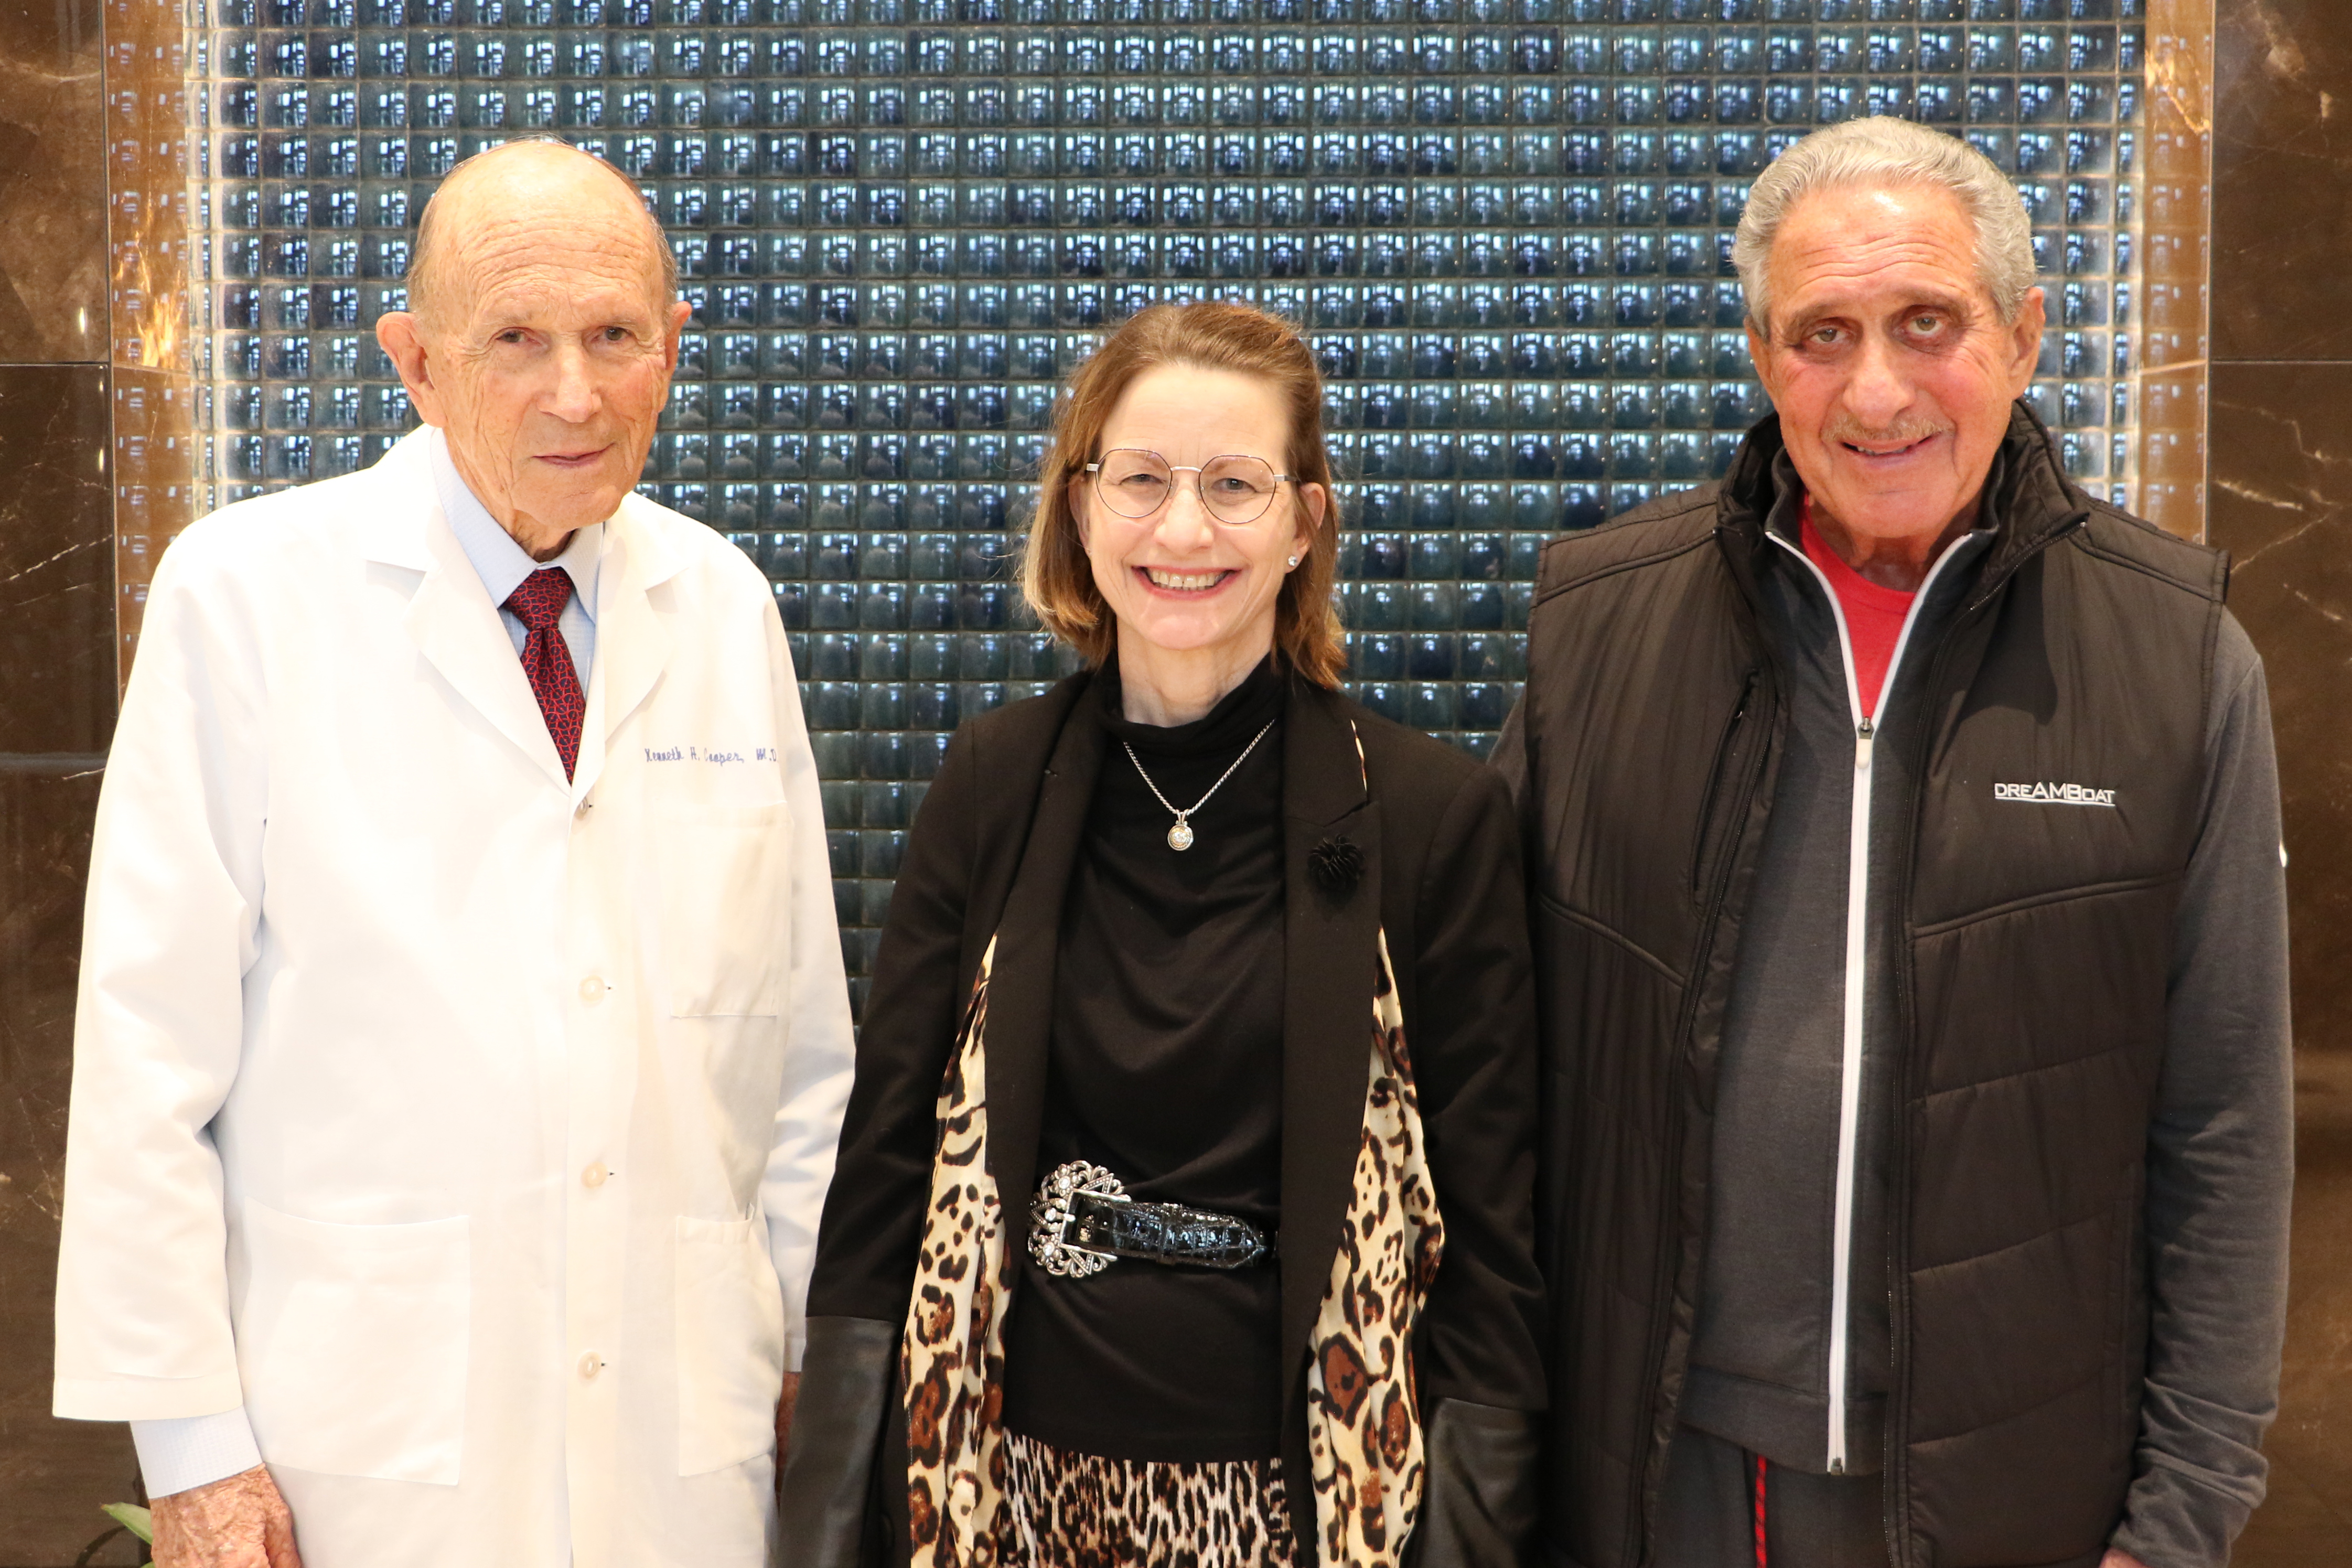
[444,214,670,328]
[1768,184,1989,316]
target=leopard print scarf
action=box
[901,749,1445,1567]
[901,937,1017,1567]
[1302,930,1445,1564]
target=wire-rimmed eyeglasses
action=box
[1081,449,1294,526]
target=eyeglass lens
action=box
[1096,449,1281,524]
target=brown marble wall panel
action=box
[2209,359,2352,1564]
[0,0,105,364]
[2211,0,2352,362]
[0,365,114,758]
[0,370,127,1563]
[0,764,139,1568]
[2238,1054,2352,1567]
[2209,361,2352,1053]
[2211,1,2352,1555]
[0,0,176,1563]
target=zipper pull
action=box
[1855,717,1875,771]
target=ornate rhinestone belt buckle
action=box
[1029,1160,1128,1278]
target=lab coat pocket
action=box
[657,802,789,1017]
[674,1214,787,1476]
[238,1202,470,1485]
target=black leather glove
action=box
[777,1315,899,1568]
[1405,1398,1544,1568]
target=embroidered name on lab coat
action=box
[643,745,776,764]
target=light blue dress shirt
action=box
[428,425,602,686]
[125,432,613,1498]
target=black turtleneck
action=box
[999,654,1288,1462]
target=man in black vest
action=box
[1499,116,2291,1568]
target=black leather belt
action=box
[1069,1190,1270,1269]
[1028,1160,1271,1277]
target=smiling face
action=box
[375,144,691,557]
[1747,182,2045,553]
[1073,362,1327,697]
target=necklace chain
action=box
[1123,719,1275,852]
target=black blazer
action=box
[799,668,1545,1561]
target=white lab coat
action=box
[52,428,854,1568]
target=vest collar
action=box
[1714,400,2091,591]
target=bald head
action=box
[374,137,691,559]
[405,139,676,329]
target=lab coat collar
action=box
[574,497,678,799]
[360,427,684,799]
[356,431,439,572]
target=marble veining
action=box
[0,370,113,1561]
[0,365,116,757]
[2236,1047,2352,1567]
[2209,366,2352,1039]
[2207,359,2352,1567]
[0,0,106,364]
[2212,0,2352,361]
[0,770,138,1567]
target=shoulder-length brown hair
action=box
[1020,300,1346,688]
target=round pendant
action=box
[1167,820,1195,852]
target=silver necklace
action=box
[1123,719,1275,852]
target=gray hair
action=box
[406,135,678,325]
[1732,117,2037,335]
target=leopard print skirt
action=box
[1002,1430,1299,1568]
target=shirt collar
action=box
[428,426,600,622]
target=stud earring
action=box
[1285,554,1299,568]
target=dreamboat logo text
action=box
[1994,780,2119,808]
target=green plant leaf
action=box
[100,1502,154,1545]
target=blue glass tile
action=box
[188,0,2142,990]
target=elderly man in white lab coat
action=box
[51,139,853,1568]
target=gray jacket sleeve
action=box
[2110,612,2295,1568]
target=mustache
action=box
[1823,415,1950,448]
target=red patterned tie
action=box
[504,568,584,780]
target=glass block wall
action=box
[185,0,2147,1008]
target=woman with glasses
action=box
[780,302,1543,1568]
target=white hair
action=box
[1732,116,2037,335]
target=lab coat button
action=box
[582,1162,608,1189]
[578,1352,602,1380]
[578,976,606,1004]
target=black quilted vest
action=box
[1517,407,2226,1568]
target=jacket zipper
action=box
[1766,530,1970,1476]
[1690,673,1758,898]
